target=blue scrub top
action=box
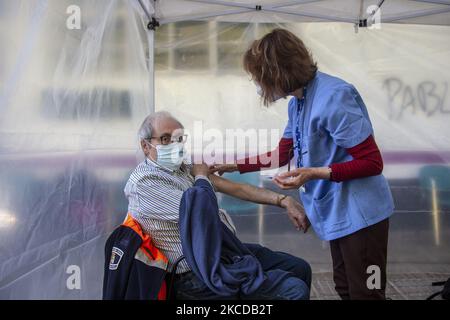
[283,71,394,241]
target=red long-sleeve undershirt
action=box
[236,135,383,182]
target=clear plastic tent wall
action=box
[0,0,151,299]
[1,0,450,299]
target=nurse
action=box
[210,29,394,300]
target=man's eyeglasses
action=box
[149,134,188,145]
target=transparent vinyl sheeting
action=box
[0,0,449,299]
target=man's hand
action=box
[209,163,238,176]
[191,163,210,177]
[280,196,310,233]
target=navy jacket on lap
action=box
[179,178,289,297]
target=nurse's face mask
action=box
[145,133,187,171]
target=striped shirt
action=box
[124,157,236,274]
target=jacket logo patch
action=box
[109,247,124,270]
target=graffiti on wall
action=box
[382,78,449,120]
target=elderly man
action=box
[124,111,311,300]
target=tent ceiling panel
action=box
[148,0,450,25]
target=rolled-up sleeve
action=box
[322,85,373,149]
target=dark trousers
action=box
[330,218,389,300]
[245,243,312,289]
[173,243,311,300]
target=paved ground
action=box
[310,270,449,300]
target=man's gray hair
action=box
[138,111,183,141]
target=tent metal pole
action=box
[368,0,385,20]
[138,0,153,20]
[381,6,450,22]
[159,8,253,25]
[186,0,326,10]
[358,0,365,20]
[354,0,365,32]
[262,7,357,23]
[149,1,155,114]
[138,0,156,113]
[266,0,327,9]
[148,25,155,114]
[184,0,255,9]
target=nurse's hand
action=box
[273,167,331,190]
[209,163,238,176]
[281,196,310,232]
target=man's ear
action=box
[141,140,150,156]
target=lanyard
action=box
[294,87,307,169]
[293,87,308,193]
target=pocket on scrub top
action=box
[313,183,351,234]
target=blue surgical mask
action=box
[149,141,185,171]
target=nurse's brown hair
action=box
[243,28,317,106]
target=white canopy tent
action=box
[138,0,450,112]
[0,0,449,299]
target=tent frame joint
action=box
[147,17,160,30]
[358,19,368,27]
